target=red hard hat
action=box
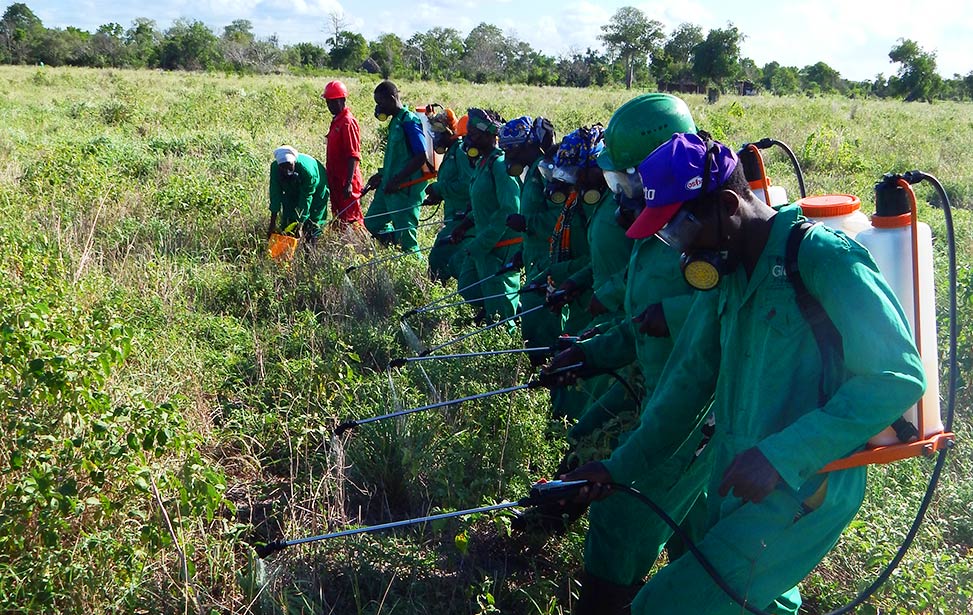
[322,80,349,100]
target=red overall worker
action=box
[322,80,364,227]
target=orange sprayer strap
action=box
[819,432,955,472]
[397,171,437,190]
[493,236,524,249]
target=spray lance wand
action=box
[334,362,582,435]
[255,479,589,559]
[401,258,521,319]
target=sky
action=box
[22,0,973,81]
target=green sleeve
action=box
[659,293,696,340]
[547,256,590,284]
[567,265,594,292]
[594,269,628,313]
[603,291,722,485]
[467,157,521,254]
[579,320,638,370]
[268,162,282,214]
[434,145,472,201]
[757,228,926,489]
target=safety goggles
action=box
[429,118,453,134]
[655,207,705,253]
[537,160,555,182]
[603,168,646,213]
[552,165,580,185]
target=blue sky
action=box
[22,0,973,81]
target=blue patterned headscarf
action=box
[554,125,605,168]
[499,116,533,149]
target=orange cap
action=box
[797,194,861,217]
[456,114,469,137]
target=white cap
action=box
[274,145,298,165]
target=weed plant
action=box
[1,66,971,614]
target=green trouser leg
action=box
[364,187,424,252]
[519,288,562,362]
[552,373,612,423]
[452,249,483,308]
[585,433,713,586]
[628,469,865,615]
[472,245,520,323]
[429,224,461,282]
[568,375,642,442]
[363,191,393,238]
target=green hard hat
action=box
[598,93,697,171]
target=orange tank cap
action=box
[871,212,913,228]
[748,178,773,190]
[797,194,861,217]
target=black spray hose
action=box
[419,202,442,222]
[602,169,958,615]
[606,370,643,406]
[754,137,807,198]
[334,362,582,434]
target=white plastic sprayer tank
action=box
[797,194,872,238]
[856,186,942,446]
[750,180,788,207]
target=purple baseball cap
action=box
[625,133,739,239]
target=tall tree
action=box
[652,22,703,84]
[599,6,663,89]
[1,3,43,64]
[329,30,367,71]
[369,33,405,79]
[801,61,842,94]
[888,38,940,102]
[692,23,744,91]
[125,18,161,68]
[462,23,507,82]
[159,19,219,71]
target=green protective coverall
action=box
[268,153,329,235]
[555,189,638,423]
[604,206,925,614]
[521,156,562,277]
[520,192,592,360]
[465,149,522,322]
[364,107,429,252]
[574,236,718,593]
[427,139,479,295]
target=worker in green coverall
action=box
[499,116,562,364]
[452,108,522,323]
[363,80,430,253]
[425,111,477,278]
[564,133,925,614]
[525,97,714,554]
[536,95,721,611]
[267,145,329,245]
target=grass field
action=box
[1,65,972,614]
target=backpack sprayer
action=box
[334,362,582,434]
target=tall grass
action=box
[0,65,971,614]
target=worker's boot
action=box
[572,570,642,615]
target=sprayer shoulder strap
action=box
[785,221,844,406]
[785,221,918,443]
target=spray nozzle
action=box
[254,540,288,559]
[334,419,359,435]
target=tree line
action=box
[2,2,971,101]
